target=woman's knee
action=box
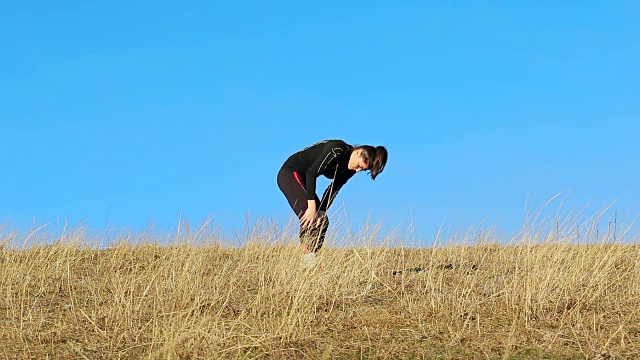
[300,215,329,252]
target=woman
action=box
[277,139,388,262]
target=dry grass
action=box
[1,220,639,359]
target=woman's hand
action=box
[300,208,318,229]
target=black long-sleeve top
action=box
[281,139,356,211]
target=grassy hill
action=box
[1,227,638,359]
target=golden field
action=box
[1,219,638,359]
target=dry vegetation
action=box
[1,218,639,359]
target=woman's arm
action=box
[318,170,355,212]
[304,141,347,203]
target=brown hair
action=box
[355,145,388,180]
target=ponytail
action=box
[371,146,387,179]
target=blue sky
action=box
[1,1,639,244]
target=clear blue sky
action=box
[1,1,639,244]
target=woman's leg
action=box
[299,216,328,252]
[277,167,329,252]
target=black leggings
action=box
[277,167,329,252]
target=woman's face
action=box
[348,149,369,172]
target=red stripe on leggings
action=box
[292,171,305,189]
